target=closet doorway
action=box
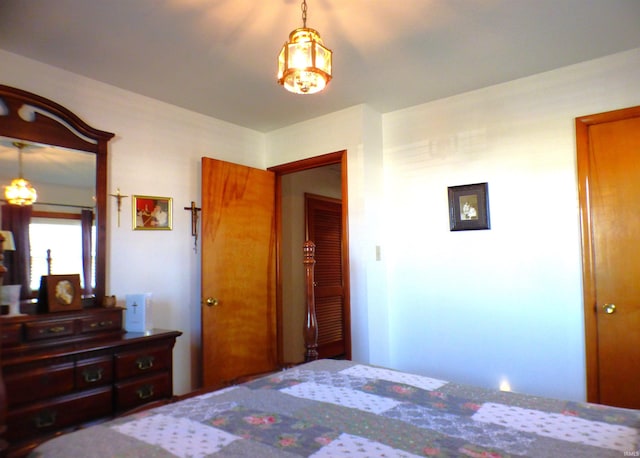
[269,150,351,365]
[305,193,346,359]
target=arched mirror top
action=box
[0,85,114,153]
[0,84,114,305]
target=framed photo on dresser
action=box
[39,274,83,312]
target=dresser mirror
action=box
[0,84,114,307]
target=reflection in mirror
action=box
[0,139,97,294]
[0,84,114,308]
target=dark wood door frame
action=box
[268,150,351,364]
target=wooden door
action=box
[201,157,277,389]
[577,106,640,408]
[305,194,347,359]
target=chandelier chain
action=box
[14,142,25,177]
[301,0,308,28]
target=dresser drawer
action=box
[5,361,75,407]
[115,372,171,412]
[25,319,75,341]
[76,355,113,389]
[7,386,113,443]
[1,324,180,455]
[114,345,170,379]
[1,322,22,346]
[80,310,122,334]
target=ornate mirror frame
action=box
[0,84,114,305]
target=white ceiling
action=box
[0,139,95,189]
[1,0,639,133]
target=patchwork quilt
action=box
[31,359,640,457]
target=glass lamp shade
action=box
[5,177,37,206]
[278,27,332,94]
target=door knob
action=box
[204,297,219,307]
[602,303,616,314]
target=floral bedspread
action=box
[31,359,640,457]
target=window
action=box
[29,217,96,291]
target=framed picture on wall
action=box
[132,195,173,230]
[448,182,490,231]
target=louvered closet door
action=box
[305,194,345,359]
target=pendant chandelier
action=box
[277,0,332,94]
[4,142,37,206]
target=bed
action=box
[29,358,639,457]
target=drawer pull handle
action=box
[136,356,155,371]
[82,367,104,383]
[42,326,66,334]
[136,384,155,400]
[34,410,57,428]
[90,320,113,328]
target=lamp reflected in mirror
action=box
[4,142,37,206]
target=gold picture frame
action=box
[40,274,83,312]
[132,195,173,230]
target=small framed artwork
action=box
[39,274,83,312]
[448,182,490,231]
[133,195,172,230]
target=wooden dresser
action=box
[0,306,181,456]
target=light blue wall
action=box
[382,48,640,400]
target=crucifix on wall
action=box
[109,188,129,227]
[184,201,201,253]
